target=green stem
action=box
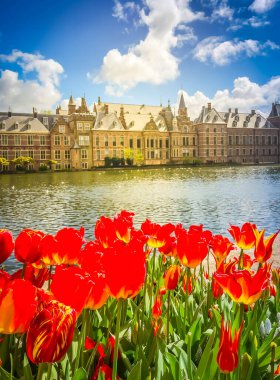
[74,310,88,373]
[112,299,122,380]
[238,249,244,270]
[46,363,52,380]
[22,263,27,279]
[184,267,190,328]
[166,291,171,345]
[270,342,276,380]
[151,248,157,288]
[48,265,53,290]
[36,363,45,380]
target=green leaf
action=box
[23,354,34,380]
[0,367,16,380]
[127,360,142,380]
[194,327,216,380]
[156,350,164,380]
[73,367,87,380]
[165,352,181,380]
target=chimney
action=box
[104,104,109,115]
[8,107,12,117]
[207,103,211,111]
[98,96,101,105]
[33,107,38,118]
[235,108,238,114]
[228,108,231,113]
[251,109,256,115]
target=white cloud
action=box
[112,0,140,22]
[193,36,279,65]
[0,50,64,112]
[211,1,234,21]
[179,76,280,119]
[249,0,278,13]
[90,0,204,96]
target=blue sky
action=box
[0,0,279,118]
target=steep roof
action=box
[195,106,225,124]
[219,110,270,129]
[0,116,50,133]
[96,102,164,117]
[178,93,186,110]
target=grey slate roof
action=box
[0,116,50,133]
[178,93,186,110]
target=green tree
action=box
[0,157,9,167]
[134,150,144,166]
[12,156,34,170]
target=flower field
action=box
[0,211,279,380]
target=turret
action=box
[68,95,76,115]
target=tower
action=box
[178,92,187,117]
[68,95,76,115]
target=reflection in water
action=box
[0,165,279,270]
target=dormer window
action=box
[206,115,210,122]
[234,115,239,122]
[213,116,218,123]
[1,121,6,130]
[232,121,237,127]
[246,115,250,122]
[15,121,19,129]
[27,122,31,130]
[113,121,117,126]
[243,121,248,128]
[130,121,134,127]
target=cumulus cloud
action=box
[90,0,204,96]
[178,76,280,119]
[112,0,141,23]
[211,1,234,21]
[249,0,278,13]
[0,50,64,112]
[193,36,279,65]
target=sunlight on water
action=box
[0,165,279,270]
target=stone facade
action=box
[0,95,279,171]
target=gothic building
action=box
[0,94,279,171]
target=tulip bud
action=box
[240,352,251,380]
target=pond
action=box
[1,165,279,270]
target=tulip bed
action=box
[0,211,279,380]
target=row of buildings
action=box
[0,94,280,171]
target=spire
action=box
[178,92,186,110]
[68,95,75,105]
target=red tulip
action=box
[275,363,280,375]
[26,300,76,363]
[217,317,243,373]
[163,265,181,290]
[210,234,234,263]
[0,229,14,265]
[91,364,121,380]
[158,235,178,257]
[152,294,163,336]
[40,227,85,266]
[228,222,256,250]
[213,265,270,305]
[95,211,135,248]
[102,233,146,299]
[10,265,49,288]
[141,219,175,248]
[0,279,37,334]
[254,229,279,264]
[183,275,193,295]
[0,269,10,293]
[51,265,93,315]
[176,224,212,268]
[15,229,45,264]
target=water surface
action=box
[1,165,279,270]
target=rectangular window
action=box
[120,150,124,158]
[206,149,209,157]
[273,136,277,145]
[243,136,246,145]
[81,149,88,159]
[120,136,124,146]
[268,136,272,145]
[40,136,46,145]
[129,138,133,148]
[81,162,88,169]
[147,139,149,148]
[96,150,101,160]
[14,135,21,145]
[55,163,61,170]
[193,149,196,157]
[243,149,246,155]
[40,150,46,160]
[84,123,90,131]
[214,137,217,145]
[113,136,116,147]
[214,149,216,156]
[255,136,259,145]
[65,150,70,160]
[64,163,71,170]
[77,123,83,131]
[1,135,8,145]
[64,136,70,145]
[193,137,196,146]
[15,150,21,158]
[236,148,239,156]
[54,150,61,160]
[59,125,65,133]
[221,137,224,145]
[43,117,49,126]
[249,135,253,145]
[151,151,154,159]
[113,149,117,157]
[150,139,154,148]
[166,139,169,148]
[166,151,169,159]
[221,149,224,156]
[228,135,232,145]
[54,135,61,146]
[104,135,108,147]
[0,150,8,159]
[159,139,162,148]
[262,135,265,145]
[235,136,239,145]
[28,135,33,145]
[96,136,100,147]
[137,138,141,149]
[79,135,90,146]
[206,137,209,145]
[250,149,253,155]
